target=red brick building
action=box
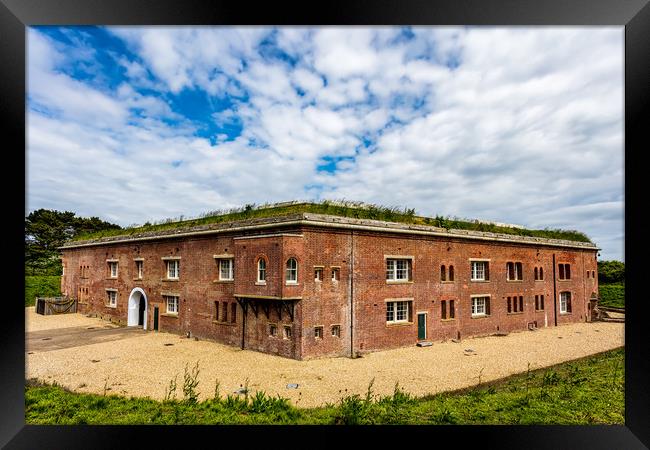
[60,211,600,360]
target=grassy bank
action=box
[72,200,592,243]
[24,275,61,307]
[599,283,625,309]
[26,348,624,425]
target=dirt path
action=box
[25,307,624,408]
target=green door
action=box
[153,306,159,331]
[417,313,426,340]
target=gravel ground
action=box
[25,307,624,408]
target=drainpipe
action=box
[552,254,558,326]
[241,300,247,350]
[349,230,355,358]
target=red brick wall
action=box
[61,225,598,360]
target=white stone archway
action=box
[127,287,148,330]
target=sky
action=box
[26,26,624,261]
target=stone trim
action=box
[161,256,181,260]
[213,254,234,259]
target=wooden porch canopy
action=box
[234,294,301,321]
[234,294,301,350]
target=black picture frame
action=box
[2,0,648,448]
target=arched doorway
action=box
[128,288,148,330]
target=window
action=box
[314,326,323,339]
[257,259,266,282]
[386,300,412,324]
[314,267,323,281]
[539,267,544,280]
[471,296,490,317]
[166,260,179,279]
[135,260,143,279]
[165,295,179,314]
[560,292,572,314]
[558,263,571,280]
[449,300,455,319]
[231,303,237,323]
[286,258,298,283]
[535,295,545,311]
[507,296,522,313]
[331,267,340,281]
[283,326,292,339]
[441,300,447,319]
[592,270,595,278]
[470,261,489,281]
[449,265,454,281]
[269,324,277,337]
[441,265,446,281]
[219,259,233,281]
[106,290,117,307]
[506,262,523,281]
[534,267,539,280]
[214,301,220,321]
[222,302,228,322]
[386,259,412,281]
[108,261,118,278]
[331,325,341,337]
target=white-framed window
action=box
[471,261,489,281]
[386,300,412,323]
[331,325,341,337]
[165,295,179,314]
[314,267,323,281]
[283,325,292,339]
[166,260,179,279]
[506,262,523,281]
[560,292,572,314]
[314,326,323,339]
[331,267,340,281]
[106,290,117,307]
[471,296,490,317]
[257,258,266,282]
[386,259,412,281]
[219,258,234,280]
[108,261,118,278]
[135,260,143,279]
[269,324,278,337]
[286,258,298,283]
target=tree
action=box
[25,209,121,275]
[597,260,625,284]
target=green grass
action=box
[71,200,592,243]
[25,348,624,425]
[599,283,625,309]
[25,275,61,307]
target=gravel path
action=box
[25,307,624,408]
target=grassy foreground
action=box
[599,283,625,309]
[25,275,61,307]
[25,348,624,425]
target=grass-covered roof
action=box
[70,200,593,244]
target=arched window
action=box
[539,267,544,280]
[257,258,266,282]
[534,267,539,280]
[286,258,298,283]
[440,265,446,281]
[449,265,454,281]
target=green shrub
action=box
[599,283,625,308]
[25,275,61,306]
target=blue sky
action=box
[26,26,624,261]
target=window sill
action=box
[106,277,118,280]
[558,279,572,282]
[285,282,299,286]
[161,313,178,318]
[471,314,490,319]
[506,280,523,283]
[255,281,267,286]
[560,312,572,315]
[441,281,455,284]
[386,280,413,284]
[507,312,524,315]
[470,280,490,283]
[213,279,234,283]
[386,321,413,327]
[534,279,545,282]
[162,278,179,282]
[440,318,456,322]
[105,304,117,309]
[535,309,545,312]
[212,320,236,326]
